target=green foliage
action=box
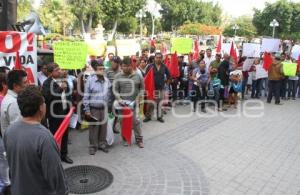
[157,0,222,31]
[117,17,138,34]
[17,0,32,21]
[223,16,257,38]
[178,23,222,35]
[252,0,300,40]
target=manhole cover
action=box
[65,165,113,194]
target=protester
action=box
[113,57,145,148]
[42,63,73,163]
[218,54,230,109]
[178,55,189,100]
[267,54,284,105]
[228,70,242,108]
[106,56,121,83]
[144,52,171,123]
[287,61,299,100]
[104,53,114,69]
[83,62,111,155]
[38,63,48,86]
[0,70,27,135]
[250,58,262,99]
[136,57,148,78]
[204,48,215,72]
[191,61,210,112]
[3,86,68,195]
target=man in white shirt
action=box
[38,64,48,86]
[0,70,28,135]
[204,48,215,72]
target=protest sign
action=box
[256,65,268,79]
[0,31,37,84]
[116,39,141,58]
[242,43,261,57]
[54,41,88,70]
[291,45,300,60]
[171,38,193,54]
[243,58,255,71]
[261,38,280,52]
[282,62,297,77]
[87,41,106,56]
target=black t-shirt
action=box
[146,63,171,90]
[218,60,230,86]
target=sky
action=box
[206,0,300,17]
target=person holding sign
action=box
[267,54,284,105]
[287,60,299,100]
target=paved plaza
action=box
[66,99,300,195]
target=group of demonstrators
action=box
[0,41,299,194]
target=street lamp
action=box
[232,24,239,37]
[270,19,279,38]
[136,9,146,40]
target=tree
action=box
[101,0,146,40]
[178,23,222,35]
[223,16,257,38]
[117,17,138,34]
[157,0,222,31]
[68,0,103,34]
[252,0,300,39]
[17,0,32,21]
[39,0,75,34]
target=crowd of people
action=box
[0,44,299,194]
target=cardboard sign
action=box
[116,39,141,58]
[0,31,37,84]
[261,38,280,52]
[243,58,255,71]
[171,38,193,54]
[242,43,261,57]
[54,41,88,69]
[256,64,268,79]
[282,62,297,77]
[291,45,300,60]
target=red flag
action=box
[14,51,21,70]
[54,107,75,149]
[144,67,155,100]
[216,35,222,53]
[263,52,273,71]
[25,67,35,84]
[164,55,169,66]
[230,41,238,64]
[121,107,133,145]
[192,39,199,61]
[169,52,180,78]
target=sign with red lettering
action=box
[0,31,37,84]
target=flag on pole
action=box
[263,52,273,71]
[144,67,155,100]
[14,51,21,70]
[216,35,222,54]
[192,39,199,61]
[297,54,300,72]
[121,106,133,145]
[230,41,238,64]
[54,107,75,149]
[169,52,180,78]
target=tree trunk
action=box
[87,14,93,33]
[80,16,85,35]
[109,20,118,41]
[151,15,155,39]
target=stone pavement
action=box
[65,99,300,195]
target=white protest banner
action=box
[291,45,300,60]
[116,39,141,58]
[242,43,261,57]
[261,38,280,52]
[0,31,37,84]
[243,58,255,71]
[256,65,268,79]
